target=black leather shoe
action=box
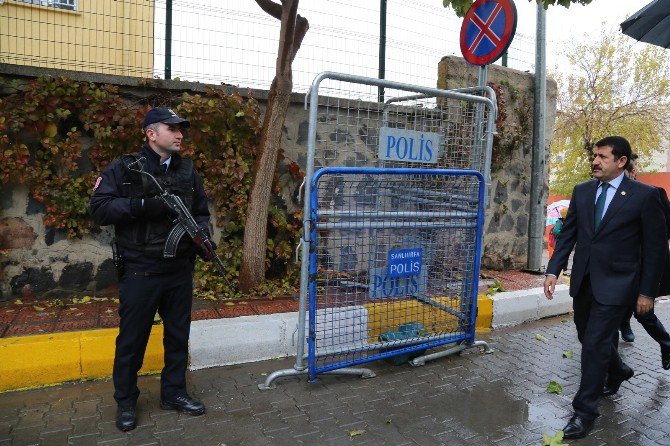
[160,395,206,415]
[562,414,594,439]
[603,368,634,396]
[115,406,136,432]
[662,347,670,370]
[620,322,635,342]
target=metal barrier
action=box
[259,72,495,389]
[307,167,486,380]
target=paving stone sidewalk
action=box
[3,303,670,446]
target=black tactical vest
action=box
[115,151,195,258]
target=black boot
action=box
[620,321,635,342]
[115,406,136,432]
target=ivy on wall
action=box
[0,76,303,297]
[489,80,532,171]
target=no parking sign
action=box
[460,0,517,66]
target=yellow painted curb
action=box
[476,293,493,333]
[363,294,492,340]
[0,326,164,393]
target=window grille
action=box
[15,0,77,11]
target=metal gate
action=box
[260,72,496,389]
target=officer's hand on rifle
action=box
[142,198,175,220]
[197,241,217,261]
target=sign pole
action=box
[459,0,517,206]
[475,65,488,204]
[528,2,547,271]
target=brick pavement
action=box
[3,303,670,445]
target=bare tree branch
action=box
[255,0,282,20]
[277,0,299,74]
[288,15,309,65]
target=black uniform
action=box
[90,143,211,407]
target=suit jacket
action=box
[657,187,670,296]
[547,176,668,305]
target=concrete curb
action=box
[0,289,566,392]
[491,285,571,328]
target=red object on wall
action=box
[637,172,670,197]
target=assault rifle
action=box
[126,157,235,292]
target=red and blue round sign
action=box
[460,0,517,67]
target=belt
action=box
[125,270,166,277]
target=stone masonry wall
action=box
[0,60,556,299]
[438,56,558,269]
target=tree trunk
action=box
[239,76,292,290]
[239,0,308,292]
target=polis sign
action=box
[368,247,426,300]
[378,127,441,164]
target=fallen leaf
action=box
[14,299,23,305]
[543,430,568,445]
[385,418,392,424]
[562,351,574,359]
[535,333,547,343]
[348,430,365,438]
[546,381,563,394]
[225,302,235,306]
[33,306,45,312]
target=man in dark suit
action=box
[544,136,668,439]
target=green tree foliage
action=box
[443,0,593,17]
[550,33,670,196]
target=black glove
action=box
[143,198,174,220]
[197,241,217,261]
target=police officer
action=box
[90,107,211,431]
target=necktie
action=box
[161,163,168,174]
[594,183,609,229]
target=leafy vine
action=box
[0,76,302,297]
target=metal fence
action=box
[259,72,494,388]
[0,0,536,92]
[307,167,485,380]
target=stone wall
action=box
[0,60,556,299]
[438,56,558,269]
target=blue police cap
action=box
[142,107,190,129]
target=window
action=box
[15,0,77,11]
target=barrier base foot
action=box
[409,339,493,367]
[322,367,376,379]
[258,368,307,391]
[258,366,375,390]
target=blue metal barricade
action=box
[307,167,485,380]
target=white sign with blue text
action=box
[378,127,441,164]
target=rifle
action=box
[125,157,235,292]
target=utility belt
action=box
[123,270,167,277]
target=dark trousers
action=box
[622,306,670,351]
[113,269,193,407]
[572,276,630,420]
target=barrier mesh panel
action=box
[311,79,491,173]
[308,169,483,375]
